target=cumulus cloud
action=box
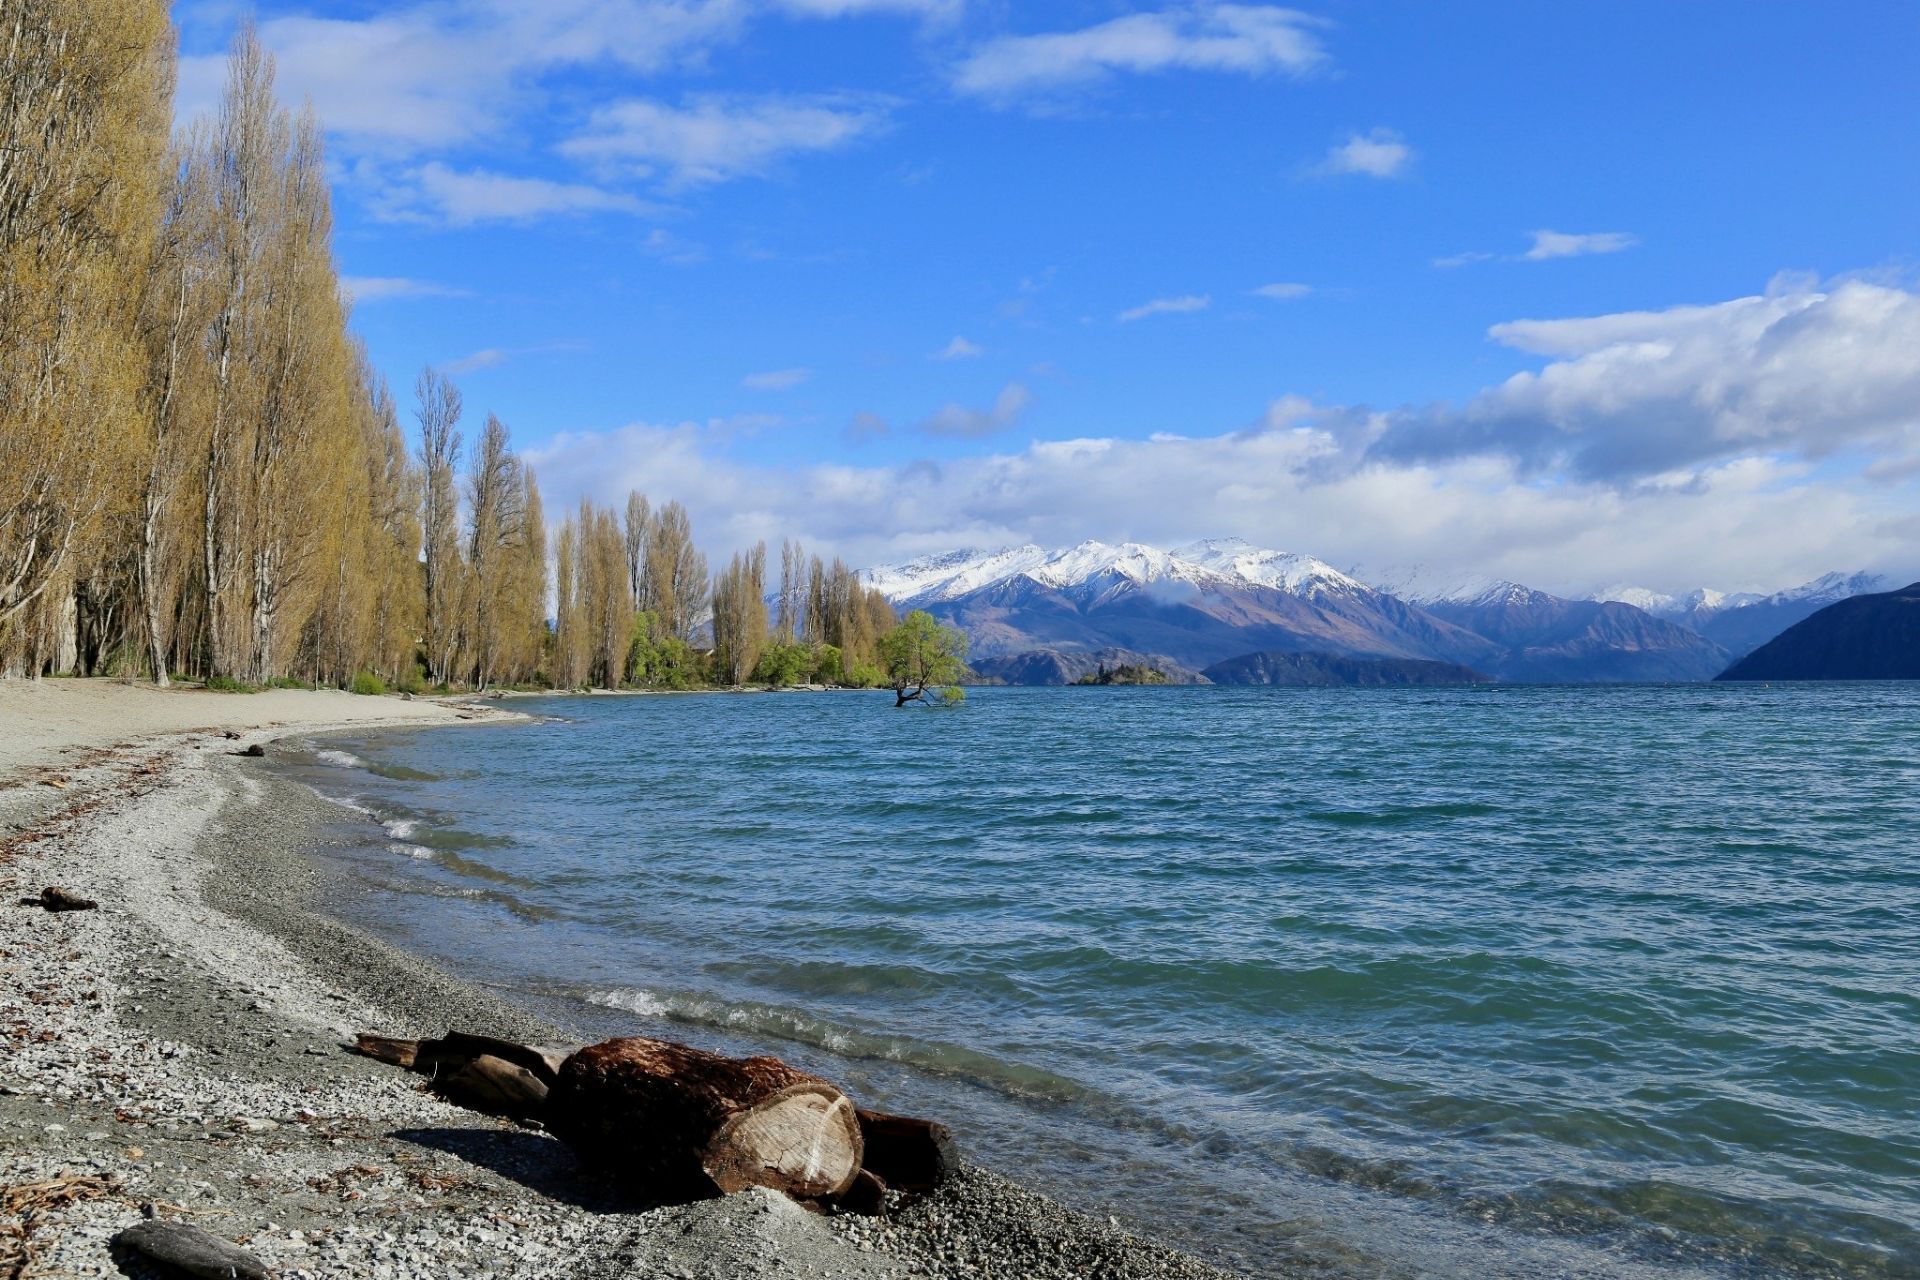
[743,367,813,390]
[1523,228,1639,260]
[523,412,1916,598]
[1318,127,1412,178]
[954,5,1328,103]
[175,0,938,220]
[919,382,1032,438]
[519,276,1920,595]
[562,94,891,187]
[1118,294,1211,322]
[935,335,984,360]
[1367,277,1920,481]
[377,163,651,225]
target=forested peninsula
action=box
[0,10,928,697]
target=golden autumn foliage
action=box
[1,8,905,692]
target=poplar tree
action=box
[712,543,768,686]
[624,491,651,610]
[645,501,707,643]
[417,368,463,686]
[0,0,170,666]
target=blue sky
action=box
[173,2,1920,594]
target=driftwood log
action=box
[854,1109,957,1192]
[435,1054,548,1122]
[548,1037,864,1201]
[34,886,98,913]
[352,1029,957,1211]
[114,1220,270,1280]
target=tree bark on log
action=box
[854,1109,958,1192]
[113,1220,270,1280]
[432,1054,548,1123]
[547,1037,864,1202]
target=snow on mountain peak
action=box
[1174,539,1364,597]
[1593,571,1886,617]
[863,537,1367,604]
[1354,563,1544,607]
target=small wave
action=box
[581,987,1088,1102]
[317,748,366,769]
[1306,801,1499,827]
[383,817,421,839]
[313,789,377,820]
[388,842,434,860]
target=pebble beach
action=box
[0,679,1238,1280]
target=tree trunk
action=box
[547,1036,864,1202]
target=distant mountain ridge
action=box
[861,539,1731,684]
[1717,582,1920,681]
[1592,571,1891,660]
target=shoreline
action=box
[0,680,1238,1279]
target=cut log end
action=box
[703,1083,862,1199]
[352,1034,419,1070]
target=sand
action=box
[0,678,1240,1279]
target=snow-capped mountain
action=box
[1172,538,1369,599]
[1592,570,1890,659]
[859,538,1729,683]
[861,538,1364,607]
[1352,563,1549,609]
[862,537,1500,673]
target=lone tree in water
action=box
[878,610,968,706]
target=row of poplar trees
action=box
[0,3,904,691]
[550,502,900,692]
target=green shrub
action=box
[397,665,428,696]
[350,670,388,696]
[204,674,256,694]
[266,675,307,690]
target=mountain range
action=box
[1717,581,1920,681]
[860,539,1893,685]
[1591,571,1889,659]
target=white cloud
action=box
[341,275,465,302]
[562,94,891,187]
[642,228,708,266]
[743,367,813,390]
[954,5,1328,103]
[1524,229,1639,261]
[1118,294,1211,323]
[521,275,1920,596]
[935,335,984,360]
[919,382,1031,438]
[523,412,1917,599]
[174,0,940,220]
[1432,250,1495,269]
[444,348,510,375]
[1368,277,1920,481]
[778,0,960,16]
[379,163,651,226]
[1251,281,1312,300]
[1319,127,1412,178]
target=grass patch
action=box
[204,674,257,694]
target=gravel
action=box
[0,708,1244,1279]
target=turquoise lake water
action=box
[283,684,1920,1279]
